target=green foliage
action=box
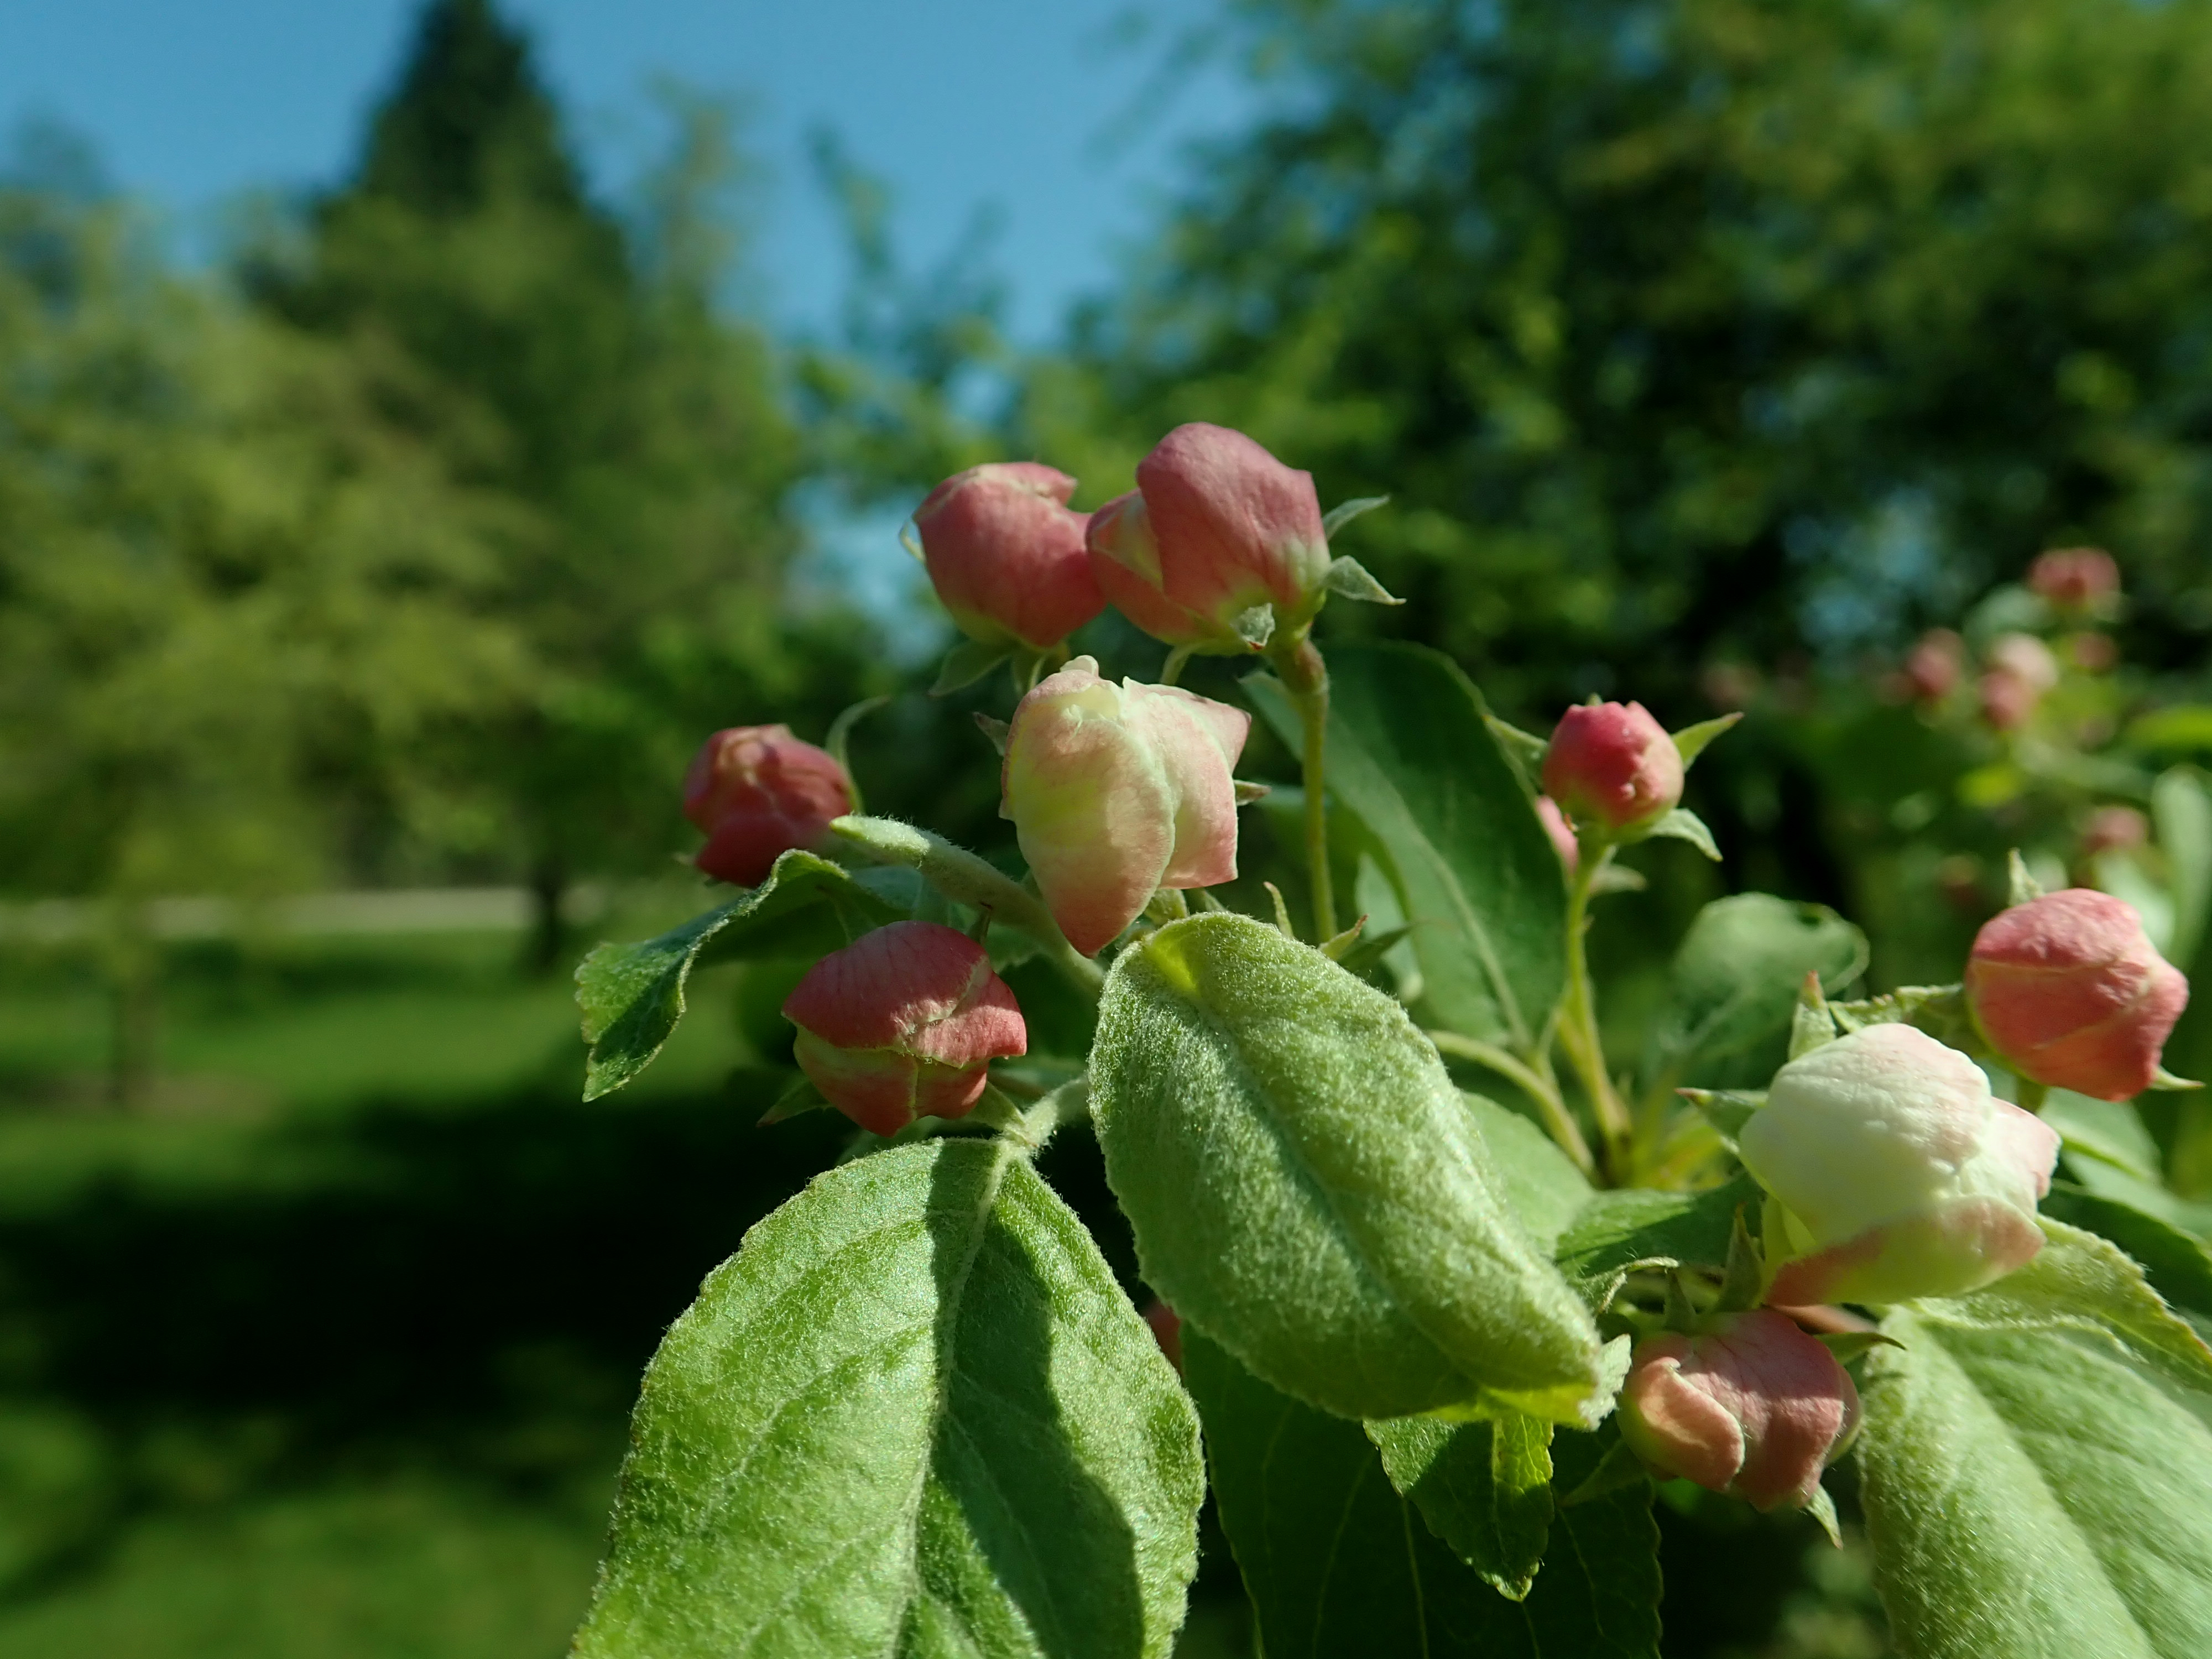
[574,1136,1203,1658]
[1460,1088,1593,1251]
[1091,913,1601,1421]
[1639,894,1869,1095]
[1857,1222,2212,1658]
[1552,1175,1761,1307]
[573,852,908,1100]
[1249,642,1567,1048]
[1366,1411,1554,1600]
[1186,1331,1661,1657]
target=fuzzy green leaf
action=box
[1856,1222,2212,1659]
[1187,1333,1659,1657]
[1091,913,1603,1422]
[572,1138,1203,1658]
[1367,1411,1553,1599]
[575,851,906,1100]
[1553,1175,1761,1309]
[1249,643,1568,1049]
[2041,1183,2212,1319]
[1462,1089,1594,1253]
[1641,894,1869,1095]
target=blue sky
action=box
[0,0,1260,342]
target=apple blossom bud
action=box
[1966,888,2189,1100]
[2028,546,2120,611]
[2082,805,2150,858]
[1978,633,2058,731]
[1739,1024,2059,1305]
[1088,424,1333,648]
[914,462,1104,650]
[1086,492,1223,649]
[1001,655,1251,954]
[1541,702,1684,837]
[781,921,1027,1136]
[1903,628,1964,703]
[684,725,853,886]
[1619,1311,1861,1511]
[1536,795,1579,871]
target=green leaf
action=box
[1640,895,1870,1095]
[1670,712,1742,769]
[932,637,1014,695]
[1553,1175,1761,1309]
[575,851,906,1100]
[2155,767,2212,973]
[1366,1412,1553,1599]
[1249,643,1568,1050]
[2041,1183,2212,1319]
[1187,1333,1660,1657]
[1855,1222,2212,1659]
[1461,1089,1594,1253]
[572,1137,1203,1658]
[1091,913,1603,1422]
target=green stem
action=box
[1274,636,1336,941]
[1559,845,1633,1183]
[1426,1029,1595,1179]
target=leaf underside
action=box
[1187,1332,1660,1658]
[1856,1223,2212,1659]
[572,1138,1204,1658]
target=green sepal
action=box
[1324,554,1402,604]
[972,711,1009,754]
[1815,1330,1906,1367]
[1640,806,1721,860]
[2006,846,2045,906]
[1805,1483,1843,1548]
[1788,970,1839,1060]
[2151,1066,2205,1091]
[1231,602,1276,647]
[1321,493,1390,536]
[756,1073,827,1127]
[1671,712,1742,768]
[1485,713,1551,794]
[1678,1088,1765,1146]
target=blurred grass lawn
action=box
[0,893,851,1658]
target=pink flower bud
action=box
[2082,805,2150,858]
[1001,655,1251,955]
[1978,633,2058,731]
[914,462,1105,650]
[1088,424,1332,648]
[1541,702,1684,837]
[1903,628,1964,703]
[1086,492,1224,649]
[1535,795,1579,872]
[1619,1311,1861,1511]
[2028,546,2120,610]
[1739,1024,2060,1305]
[684,725,853,887]
[781,921,1027,1136]
[1966,888,2189,1100]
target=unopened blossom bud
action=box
[1001,656,1250,955]
[1089,424,1332,648]
[1541,702,1684,837]
[781,921,1026,1136]
[1535,795,1579,871]
[1979,633,2059,731]
[1739,1024,2059,1305]
[1903,629,1964,703]
[1619,1311,1860,1511]
[1966,888,2188,1100]
[2081,805,2150,858]
[684,725,853,886]
[914,462,1104,650]
[2028,546,2120,611]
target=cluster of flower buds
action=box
[781,921,1027,1136]
[1966,887,2188,1100]
[913,463,1104,653]
[1737,1023,2060,1306]
[1619,1310,1860,1512]
[684,726,852,886]
[1000,656,1251,954]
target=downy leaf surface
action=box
[1856,1222,2212,1659]
[572,1136,1204,1658]
[1091,914,1603,1421]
